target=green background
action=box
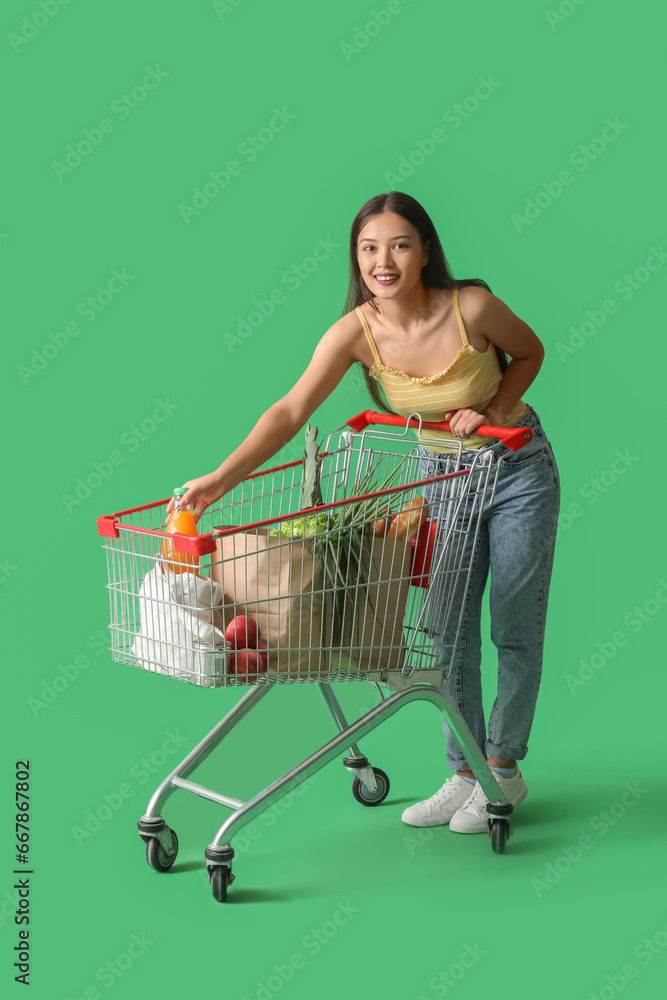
[3,0,667,997]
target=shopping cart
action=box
[96,411,532,901]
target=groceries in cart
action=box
[102,414,527,691]
[225,615,268,678]
[131,561,228,688]
[370,496,428,540]
[212,513,414,676]
[121,426,439,686]
[161,486,200,575]
[130,487,226,686]
[210,425,421,676]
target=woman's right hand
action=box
[167,469,227,523]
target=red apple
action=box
[230,648,267,678]
[225,615,260,649]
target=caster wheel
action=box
[490,818,509,854]
[146,829,179,872]
[352,767,390,806]
[210,865,232,902]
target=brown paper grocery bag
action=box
[211,527,323,673]
[328,529,413,672]
[211,525,413,675]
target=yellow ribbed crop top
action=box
[355,288,528,454]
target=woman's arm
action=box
[446,287,545,437]
[177,319,358,519]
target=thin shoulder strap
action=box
[355,305,383,366]
[452,287,469,346]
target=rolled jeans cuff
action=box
[485,741,527,762]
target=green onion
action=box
[292,428,410,649]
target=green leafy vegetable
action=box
[268,512,335,538]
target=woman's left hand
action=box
[444,408,487,438]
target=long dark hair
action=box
[342,191,508,414]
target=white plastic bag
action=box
[131,566,229,687]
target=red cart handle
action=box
[346,410,532,452]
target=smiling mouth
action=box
[374,274,399,284]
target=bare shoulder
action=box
[457,284,499,319]
[335,306,364,335]
[457,284,522,330]
[321,307,366,350]
[457,284,543,356]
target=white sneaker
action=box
[401,774,475,827]
[449,769,528,834]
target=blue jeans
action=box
[419,406,560,771]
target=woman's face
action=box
[356,211,428,298]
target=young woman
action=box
[176,191,561,834]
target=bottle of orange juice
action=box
[161,487,200,575]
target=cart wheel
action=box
[210,865,232,902]
[490,819,509,854]
[352,767,390,806]
[146,829,179,872]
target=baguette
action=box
[385,496,429,541]
[371,517,389,537]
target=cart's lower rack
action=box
[136,677,516,902]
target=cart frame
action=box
[97,411,532,900]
